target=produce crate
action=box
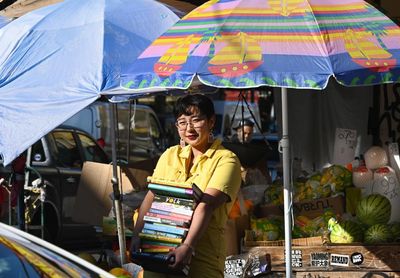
[242,243,400,277]
[255,195,345,219]
[244,235,327,247]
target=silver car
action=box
[0,222,114,277]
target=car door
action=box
[51,130,83,220]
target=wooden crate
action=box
[243,244,400,275]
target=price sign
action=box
[332,128,357,165]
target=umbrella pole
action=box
[281,87,292,277]
[110,103,127,265]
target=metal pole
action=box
[110,103,127,265]
[281,87,292,277]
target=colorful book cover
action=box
[144,215,189,228]
[148,183,193,198]
[141,228,182,239]
[139,232,183,244]
[143,223,188,236]
[146,212,191,225]
[149,208,192,221]
[154,194,195,208]
[141,240,179,248]
[150,202,193,217]
[142,248,172,253]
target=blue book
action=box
[144,223,188,236]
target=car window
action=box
[31,139,46,162]
[77,133,108,163]
[130,110,149,139]
[52,131,82,168]
[149,114,161,139]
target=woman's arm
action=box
[168,188,229,269]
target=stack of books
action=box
[131,180,202,275]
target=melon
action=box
[328,218,364,244]
[388,222,400,242]
[364,224,392,244]
[356,194,391,226]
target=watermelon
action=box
[388,222,400,242]
[356,194,391,226]
[328,218,364,243]
[364,224,392,244]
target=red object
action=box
[97,138,106,148]
[154,63,181,77]
[208,60,263,78]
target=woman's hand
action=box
[167,244,194,269]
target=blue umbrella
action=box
[0,0,179,166]
[0,15,11,28]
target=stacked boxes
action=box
[131,181,202,275]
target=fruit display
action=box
[250,217,282,241]
[356,194,391,226]
[364,224,393,244]
[320,165,352,193]
[328,218,364,243]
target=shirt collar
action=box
[179,139,222,159]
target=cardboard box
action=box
[255,195,345,219]
[71,161,152,226]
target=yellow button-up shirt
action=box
[147,139,241,278]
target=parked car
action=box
[63,101,168,163]
[0,222,114,277]
[0,126,110,247]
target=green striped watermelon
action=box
[356,194,391,226]
[328,218,364,243]
[364,224,392,244]
[388,222,400,242]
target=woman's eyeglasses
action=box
[175,117,206,130]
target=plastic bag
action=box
[224,251,271,278]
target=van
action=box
[212,100,262,139]
[63,101,167,163]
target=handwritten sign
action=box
[332,128,357,165]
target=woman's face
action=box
[176,108,215,150]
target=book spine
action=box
[142,248,171,253]
[146,212,191,225]
[141,228,182,239]
[139,232,183,244]
[149,208,192,221]
[144,215,188,228]
[141,240,179,248]
[154,194,195,208]
[144,223,188,236]
[148,183,193,197]
[150,202,193,217]
[131,251,169,262]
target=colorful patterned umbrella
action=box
[121,0,400,91]
[121,1,400,275]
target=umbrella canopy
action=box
[0,16,11,28]
[120,0,400,276]
[0,0,179,166]
[121,0,400,90]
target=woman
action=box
[131,94,242,277]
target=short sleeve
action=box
[207,154,241,202]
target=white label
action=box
[332,128,357,165]
[330,254,350,267]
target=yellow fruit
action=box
[109,267,131,277]
[77,252,96,265]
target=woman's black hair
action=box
[174,94,215,119]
